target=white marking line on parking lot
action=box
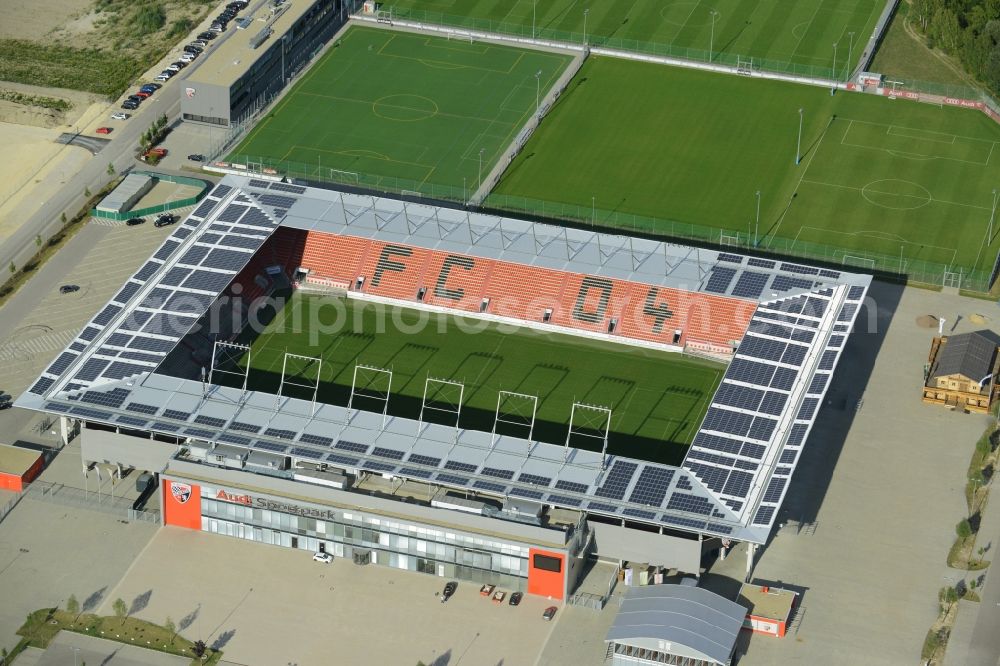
[0,329,77,360]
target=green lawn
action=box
[229,25,570,195]
[490,56,1000,275]
[383,0,882,77]
[233,293,724,464]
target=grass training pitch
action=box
[492,56,1000,273]
[230,25,570,193]
[384,0,882,76]
[232,293,724,464]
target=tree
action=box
[107,162,115,176]
[60,212,67,225]
[34,234,41,248]
[192,640,207,657]
[66,594,79,617]
[940,585,959,607]
[8,261,14,275]
[84,186,91,198]
[164,616,176,641]
[112,597,127,623]
[957,518,973,540]
[2,647,8,666]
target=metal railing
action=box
[0,488,25,524]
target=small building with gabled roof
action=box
[923,330,1000,413]
[605,583,746,666]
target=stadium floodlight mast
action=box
[847,32,855,80]
[583,8,589,45]
[795,108,804,165]
[535,69,542,115]
[990,188,998,244]
[754,190,761,246]
[709,10,720,62]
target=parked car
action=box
[509,592,523,606]
[59,284,80,294]
[159,70,176,78]
[227,0,248,9]
[126,217,145,226]
[95,127,112,135]
[312,551,333,564]
[184,45,203,54]
[165,64,181,73]
[127,94,142,103]
[143,82,162,90]
[172,60,187,68]
[209,24,224,33]
[154,213,176,228]
[111,112,130,120]
[542,606,557,621]
[122,100,139,109]
[187,153,205,162]
[153,75,170,83]
[179,53,196,63]
[0,396,11,410]
[440,581,457,603]
[135,90,151,98]
[198,31,218,40]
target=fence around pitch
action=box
[220,155,992,291]
[378,6,855,82]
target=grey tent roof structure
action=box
[929,330,1000,382]
[606,584,746,665]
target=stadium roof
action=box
[605,584,745,666]
[16,175,870,544]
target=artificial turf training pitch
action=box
[230,25,570,193]
[385,0,882,76]
[492,56,1000,274]
[234,293,724,465]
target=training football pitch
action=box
[232,293,724,464]
[491,56,1000,275]
[229,25,570,193]
[384,0,881,76]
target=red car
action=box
[96,127,112,135]
[135,91,151,99]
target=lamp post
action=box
[532,0,536,39]
[709,10,720,62]
[535,69,542,115]
[796,108,804,165]
[591,196,595,225]
[847,31,855,81]
[755,190,761,246]
[990,188,998,244]
[478,148,484,189]
[584,8,589,45]
[832,42,838,81]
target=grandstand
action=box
[17,176,870,588]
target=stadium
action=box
[16,175,870,599]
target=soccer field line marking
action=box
[785,0,825,63]
[376,40,525,76]
[987,142,996,167]
[886,124,957,145]
[295,91,522,127]
[371,93,440,122]
[794,224,958,264]
[837,116,998,146]
[838,138,990,166]
[666,0,704,43]
[799,178,992,212]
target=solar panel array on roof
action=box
[595,461,638,500]
[705,267,737,294]
[732,272,769,299]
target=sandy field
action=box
[0,0,93,40]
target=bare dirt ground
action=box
[0,0,92,40]
[0,81,103,128]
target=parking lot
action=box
[102,527,559,666]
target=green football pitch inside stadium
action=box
[232,293,724,464]
[383,0,882,76]
[491,56,1000,274]
[229,25,570,193]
